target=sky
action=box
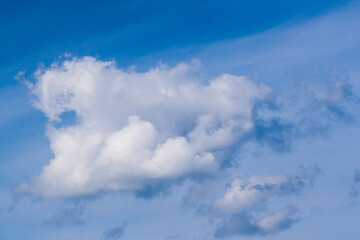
[0,1,360,239]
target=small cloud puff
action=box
[212,166,318,238]
[213,166,319,214]
[214,207,298,238]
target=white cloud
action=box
[256,207,296,233]
[212,167,318,238]
[213,166,319,214]
[213,175,287,213]
[19,57,270,197]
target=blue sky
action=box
[1,1,360,239]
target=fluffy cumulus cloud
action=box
[18,57,270,197]
[212,166,318,238]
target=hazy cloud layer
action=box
[45,204,84,227]
[350,169,360,198]
[101,223,126,240]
